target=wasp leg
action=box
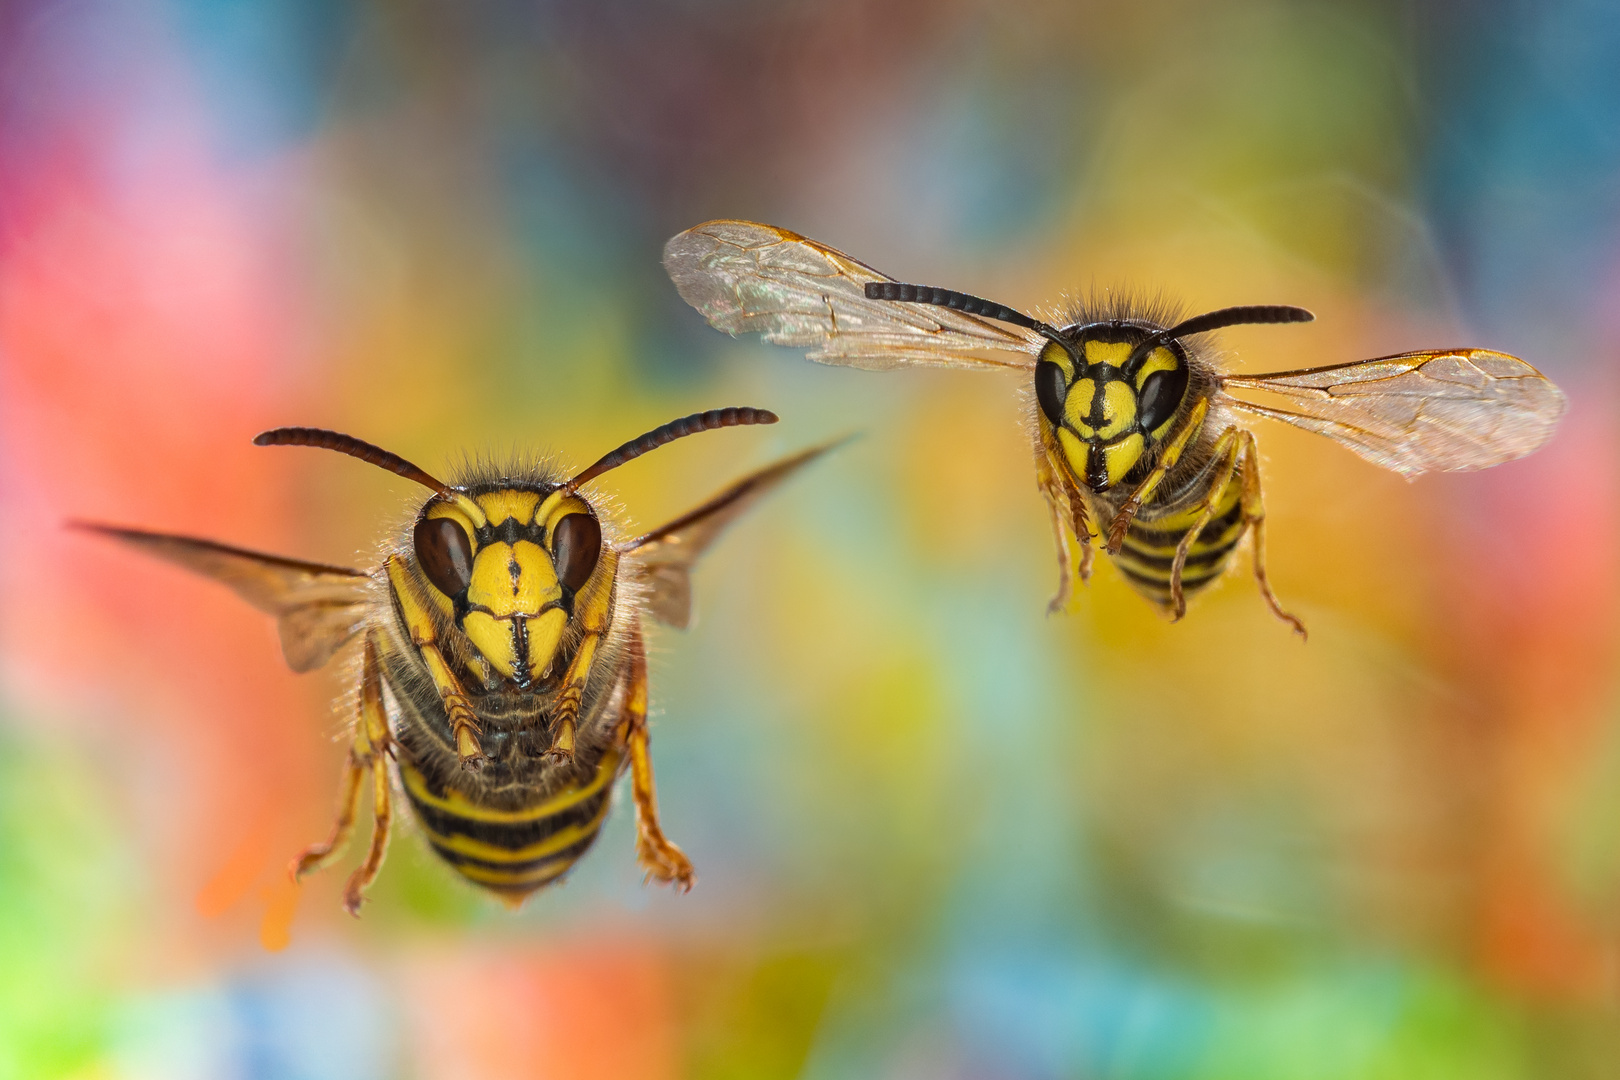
[543,550,619,764]
[1037,447,1096,613]
[1167,428,1242,621]
[1238,431,1307,640]
[1106,397,1212,553]
[384,556,485,769]
[289,636,395,916]
[617,624,694,890]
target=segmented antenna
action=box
[1124,305,1315,370]
[254,427,454,495]
[864,281,1082,367]
[563,407,779,493]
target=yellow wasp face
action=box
[1034,330,1191,492]
[412,485,603,689]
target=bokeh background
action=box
[3,1,1619,1076]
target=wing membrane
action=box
[74,523,372,672]
[623,439,843,628]
[663,220,1038,371]
[1220,349,1566,478]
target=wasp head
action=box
[1033,328,1191,492]
[411,484,603,690]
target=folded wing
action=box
[1219,349,1566,478]
[73,523,372,672]
[663,220,1038,371]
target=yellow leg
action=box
[1167,428,1242,621]
[1037,447,1094,613]
[544,551,618,762]
[289,636,396,917]
[1238,431,1307,640]
[385,556,485,768]
[343,739,392,917]
[1106,397,1211,553]
[617,625,694,890]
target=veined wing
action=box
[622,438,844,628]
[1219,349,1566,478]
[663,220,1039,371]
[73,523,372,672]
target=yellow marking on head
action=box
[1083,340,1133,366]
[1039,339,1076,380]
[536,493,593,533]
[1095,381,1139,440]
[468,542,558,616]
[1056,428,1089,482]
[525,607,567,676]
[462,612,516,678]
[1064,378,1098,436]
[1134,348,1178,385]
[475,489,542,526]
[1101,433,1145,486]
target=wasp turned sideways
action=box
[664,221,1567,638]
[77,409,835,912]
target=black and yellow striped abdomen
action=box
[1110,468,1246,609]
[398,746,623,901]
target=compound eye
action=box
[1137,366,1190,435]
[1035,359,1068,425]
[550,512,602,594]
[414,517,474,597]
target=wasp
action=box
[664,221,1566,636]
[77,408,832,912]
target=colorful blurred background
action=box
[3,1,1619,1076]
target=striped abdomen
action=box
[398,747,623,902]
[1110,469,1246,609]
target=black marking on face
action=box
[510,617,532,690]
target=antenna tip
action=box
[252,431,275,445]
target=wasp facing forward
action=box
[79,409,834,912]
[664,221,1567,636]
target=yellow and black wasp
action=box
[664,221,1567,636]
[78,408,832,912]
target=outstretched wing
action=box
[663,220,1039,371]
[622,439,843,628]
[73,523,372,672]
[1219,349,1566,478]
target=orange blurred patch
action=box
[400,937,678,1080]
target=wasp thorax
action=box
[1035,330,1190,492]
[413,486,604,688]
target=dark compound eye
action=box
[550,512,602,594]
[414,517,474,597]
[1138,366,1190,435]
[1035,359,1068,425]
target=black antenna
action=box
[864,281,1082,369]
[562,407,778,493]
[1123,305,1314,371]
[255,426,490,526]
[255,427,454,496]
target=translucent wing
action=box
[663,220,1039,371]
[1219,349,1566,478]
[74,523,372,672]
[622,439,843,628]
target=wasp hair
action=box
[563,407,779,493]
